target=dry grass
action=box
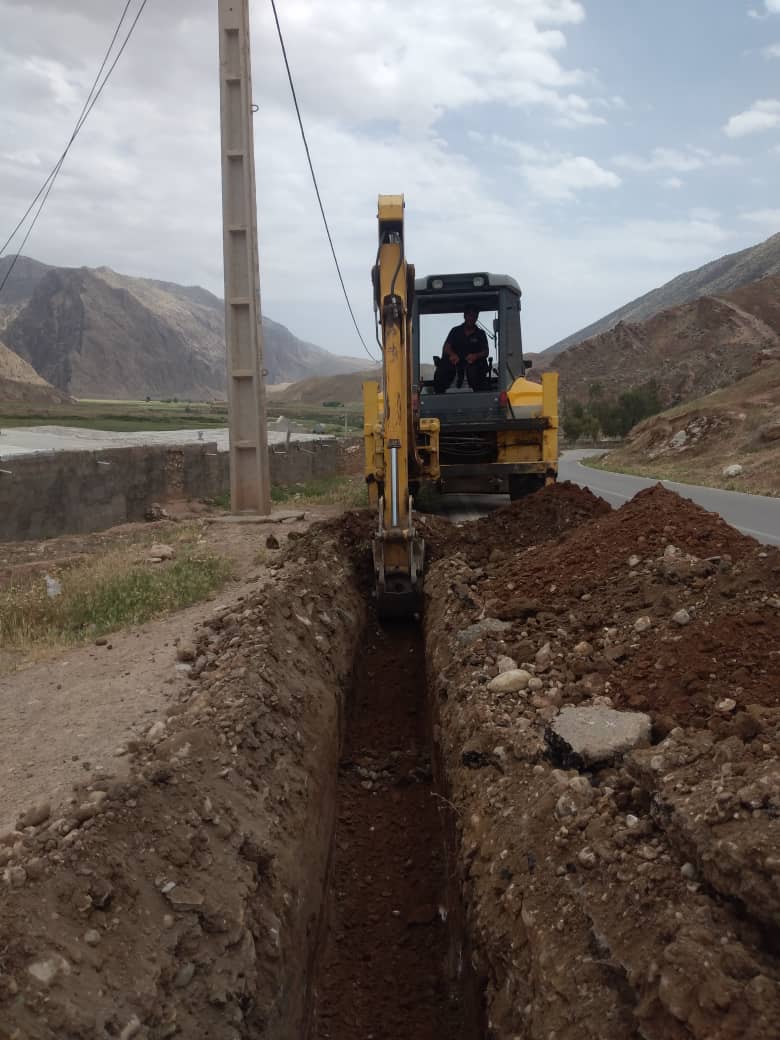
[0,527,232,653]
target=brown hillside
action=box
[0,257,367,399]
[598,357,780,496]
[0,340,71,405]
[546,229,780,355]
[552,273,780,406]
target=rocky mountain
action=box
[551,274,780,407]
[0,257,367,400]
[0,339,70,405]
[546,230,780,356]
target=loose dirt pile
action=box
[424,482,780,1038]
[0,536,364,1039]
[1,481,778,1040]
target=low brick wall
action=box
[0,438,351,542]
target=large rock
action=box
[546,706,652,768]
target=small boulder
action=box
[148,543,176,562]
[496,655,517,674]
[634,616,652,633]
[546,705,652,768]
[488,669,532,694]
[722,464,743,478]
[672,608,691,626]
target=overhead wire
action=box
[268,0,378,364]
[0,0,150,297]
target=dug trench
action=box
[1,483,779,1039]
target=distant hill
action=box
[0,257,367,399]
[598,355,780,496]
[270,368,380,405]
[0,339,70,405]
[551,273,780,407]
[546,230,780,356]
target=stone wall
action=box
[0,439,352,541]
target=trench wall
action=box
[0,438,353,541]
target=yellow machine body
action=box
[364,195,439,616]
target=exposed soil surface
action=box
[1,481,779,1039]
[424,482,780,1038]
[314,619,472,1039]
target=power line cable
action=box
[0,0,149,297]
[268,0,378,364]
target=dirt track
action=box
[1,483,778,1038]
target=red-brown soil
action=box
[314,620,472,1038]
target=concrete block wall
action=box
[0,438,352,542]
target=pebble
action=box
[84,929,101,946]
[578,847,598,869]
[174,962,196,988]
[716,698,737,714]
[672,608,691,626]
[573,641,592,656]
[149,543,176,561]
[496,655,518,674]
[147,721,167,744]
[176,641,196,663]
[634,616,652,633]
[527,677,544,692]
[17,801,51,829]
[681,862,696,880]
[628,554,641,568]
[27,955,70,987]
[119,1016,142,1040]
[535,643,552,668]
[7,866,27,887]
[165,885,205,912]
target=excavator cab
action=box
[413,273,558,499]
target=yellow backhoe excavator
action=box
[364,195,559,616]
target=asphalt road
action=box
[426,450,779,547]
[559,449,780,547]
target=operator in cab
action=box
[433,306,489,393]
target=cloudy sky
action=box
[1,0,779,356]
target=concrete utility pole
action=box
[218,0,271,513]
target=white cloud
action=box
[661,176,684,189]
[749,1,780,17]
[764,43,780,57]
[520,155,621,200]
[615,146,741,172]
[724,98,780,136]
[740,208,780,223]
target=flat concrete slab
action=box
[546,705,652,768]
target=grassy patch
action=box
[271,474,368,508]
[0,538,232,652]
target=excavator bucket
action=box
[373,529,425,618]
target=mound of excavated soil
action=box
[423,481,780,1039]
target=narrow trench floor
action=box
[313,619,469,1039]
